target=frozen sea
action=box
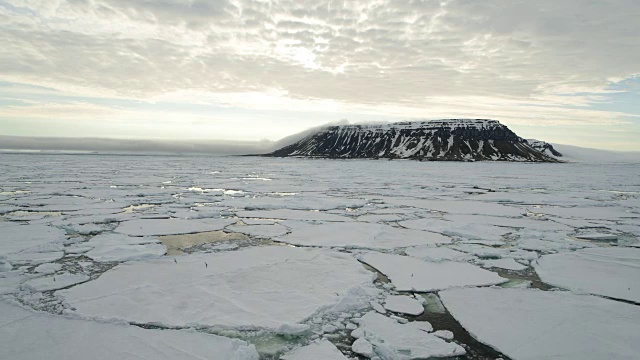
[1,153,639,360]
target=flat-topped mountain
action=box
[264,119,560,162]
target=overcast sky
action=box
[1,0,639,151]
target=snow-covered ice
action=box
[0,301,259,360]
[58,246,376,331]
[278,221,451,249]
[351,311,465,358]
[23,272,90,291]
[280,340,348,360]
[2,153,639,359]
[115,218,235,236]
[359,252,507,291]
[405,245,475,262]
[480,258,528,271]
[383,295,424,315]
[440,287,640,360]
[535,247,640,302]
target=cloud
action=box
[0,0,639,149]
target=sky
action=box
[1,0,639,151]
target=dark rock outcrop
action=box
[526,139,563,158]
[264,119,559,162]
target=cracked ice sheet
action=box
[277,221,451,249]
[115,218,235,236]
[0,223,66,255]
[383,295,424,315]
[351,311,465,359]
[84,233,166,262]
[58,246,376,332]
[535,247,640,303]
[237,209,353,222]
[532,205,637,221]
[0,301,259,360]
[383,199,525,217]
[399,218,510,242]
[358,253,506,292]
[222,196,367,211]
[23,272,90,292]
[440,287,640,360]
[225,224,289,238]
[404,245,476,262]
[280,340,348,360]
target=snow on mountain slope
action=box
[264,119,559,162]
[526,139,563,157]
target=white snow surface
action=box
[359,252,507,291]
[278,221,451,249]
[280,340,348,360]
[0,223,66,254]
[23,272,90,292]
[383,295,424,315]
[0,301,259,360]
[405,246,475,262]
[115,218,235,236]
[535,247,640,302]
[351,311,465,359]
[58,246,376,331]
[440,287,640,360]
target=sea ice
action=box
[405,245,475,262]
[535,247,640,302]
[82,233,167,262]
[351,311,465,358]
[237,209,353,222]
[440,287,640,360]
[385,199,524,217]
[0,223,66,254]
[226,224,289,238]
[58,246,376,331]
[280,339,348,360]
[0,302,259,360]
[399,218,510,242]
[115,218,235,236]
[383,295,424,315]
[34,262,62,274]
[23,272,90,291]
[358,253,506,291]
[278,222,451,249]
[480,258,528,271]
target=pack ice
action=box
[0,301,259,360]
[440,287,640,360]
[58,246,376,332]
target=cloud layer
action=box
[1,0,639,149]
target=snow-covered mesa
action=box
[1,153,639,359]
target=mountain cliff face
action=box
[265,119,559,162]
[526,139,563,158]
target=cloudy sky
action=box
[1,0,639,151]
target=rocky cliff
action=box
[264,119,559,162]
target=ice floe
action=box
[278,222,451,249]
[23,272,90,291]
[115,218,235,236]
[0,301,259,360]
[535,247,640,302]
[383,295,424,315]
[440,287,640,360]
[237,209,353,222]
[404,245,475,262]
[280,340,348,360]
[351,311,465,358]
[358,252,507,291]
[58,246,376,332]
